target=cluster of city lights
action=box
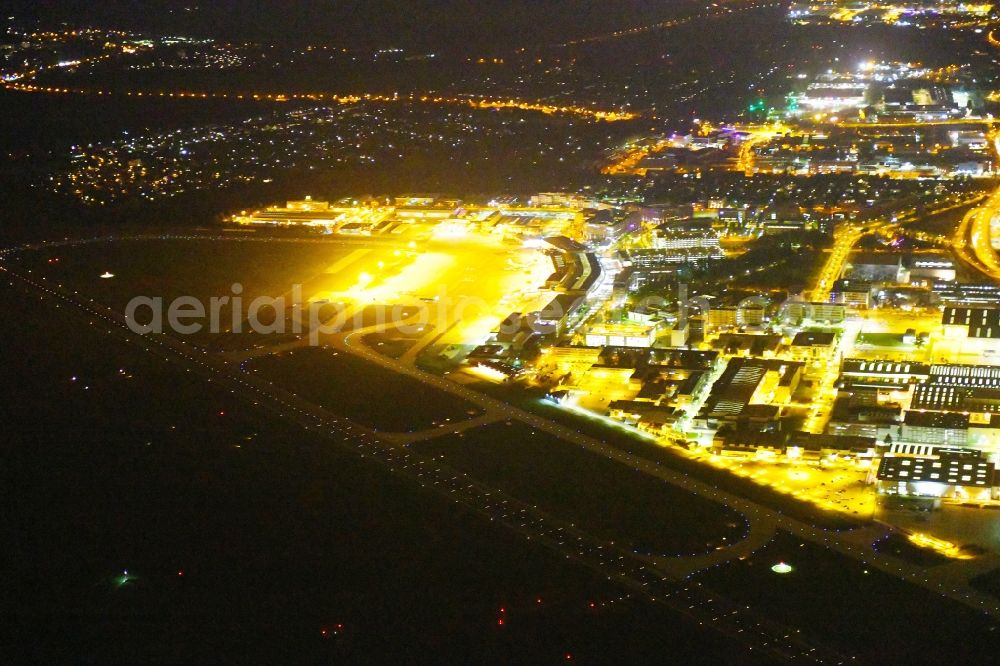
[602,138,673,175]
[907,532,974,560]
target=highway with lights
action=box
[954,184,1000,280]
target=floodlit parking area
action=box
[692,453,877,517]
[299,234,557,348]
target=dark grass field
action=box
[413,421,748,557]
[872,532,952,567]
[362,322,434,359]
[692,530,1000,662]
[12,238,352,314]
[244,346,482,431]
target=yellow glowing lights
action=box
[3,26,637,124]
[602,138,672,176]
[771,562,793,574]
[907,533,974,560]
[690,449,876,517]
[2,80,636,122]
[468,363,509,383]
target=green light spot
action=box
[771,562,793,574]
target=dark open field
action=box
[11,237,367,346]
[245,346,481,431]
[872,532,952,567]
[692,530,1000,662]
[12,238,353,313]
[413,421,748,557]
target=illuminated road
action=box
[801,191,998,457]
[954,184,1000,281]
[804,213,925,434]
[552,0,782,47]
[810,221,879,303]
[2,31,639,122]
[837,118,1000,129]
[1,80,638,122]
[604,123,790,176]
[602,138,673,176]
[736,124,790,174]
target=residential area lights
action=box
[1,21,638,122]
